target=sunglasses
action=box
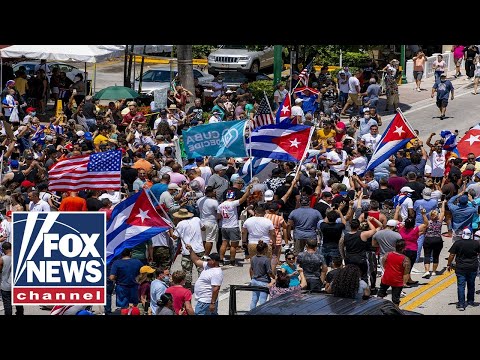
[286,257,295,260]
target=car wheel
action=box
[250,61,260,73]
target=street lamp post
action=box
[401,45,407,84]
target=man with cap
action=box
[185,243,223,315]
[373,219,403,258]
[171,208,205,290]
[448,193,477,242]
[207,164,229,203]
[447,228,480,311]
[23,107,37,125]
[413,187,439,263]
[291,97,305,124]
[121,156,138,193]
[394,186,415,221]
[159,183,186,215]
[431,73,454,120]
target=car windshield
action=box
[138,69,173,82]
[221,45,248,50]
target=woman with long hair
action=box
[269,265,307,300]
[330,264,370,300]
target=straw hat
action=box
[121,107,130,116]
[173,208,194,219]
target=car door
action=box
[259,46,275,68]
[228,285,270,315]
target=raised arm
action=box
[186,243,204,268]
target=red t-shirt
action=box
[165,285,192,315]
[381,252,407,287]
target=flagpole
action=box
[294,127,315,178]
[396,107,417,138]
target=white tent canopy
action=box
[0,45,125,63]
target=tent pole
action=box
[0,57,3,90]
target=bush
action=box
[342,52,371,68]
[249,80,274,103]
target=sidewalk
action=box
[376,69,472,116]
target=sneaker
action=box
[411,267,424,274]
[467,301,478,307]
[456,304,465,311]
[431,271,438,276]
[417,88,421,92]
[472,91,477,95]
[422,271,431,278]
[400,291,407,298]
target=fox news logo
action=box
[12,212,106,305]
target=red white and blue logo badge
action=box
[12,212,106,305]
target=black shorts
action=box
[436,99,448,108]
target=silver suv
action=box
[207,45,274,74]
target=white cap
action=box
[168,183,180,190]
[400,186,414,193]
[264,190,274,201]
[295,98,303,104]
[76,131,85,137]
[214,164,228,172]
[386,219,398,227]
[461,228,472,239]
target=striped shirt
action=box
[265,213,285,246]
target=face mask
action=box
[364,114,370,119]
[217,80,223,83]
[31,112,36,116]
[163,276,170,285]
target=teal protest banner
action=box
[182,120,248,158]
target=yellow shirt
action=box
[93,134,109,147]
[15,77,28,96]
[316,129,336,147]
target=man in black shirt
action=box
[371,177,396,206]
[121,157,138,192]
[274,175,300,222]
[314,191,332,218]
[447,228,480,310]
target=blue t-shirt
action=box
[413,199,438,225]
[297,93,318,114]
[359,118,378,137]
[433,80,454,100]
[289,207,322,239]
[110,258,143,287]
[150,183,168,202]
[281,263,300,287]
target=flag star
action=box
[289,138,301,148]
[465,134,480,146]
[393,126,405,137]
[136,208,151,223]
[281,105,289,114]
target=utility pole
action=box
[177,45,195,102]
[273,45,283,87]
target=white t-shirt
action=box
[177,217,205,255]
[217,200,240,228]
[400,196,414,221]
[429,150,447,178]
[208,115,220,124]
[151,231,170,247]
[194,262,224,303]
[99,191,121,205]
[326,150,347,173]
[28,200,50,212]
[197,196,219,223]
[337,75,350,93]
[361,133,381,151]
[199,165,212,183]
[242,217,274,245]
[351,156,368,175]
[348,76,360,94]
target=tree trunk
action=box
[126,45,134,89]
[176,45,195,105]
[123,44,128,87]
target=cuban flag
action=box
[248,122,314,162]
[106,190,171,264]
[275,94,292,124]
[440,130,457,151]
[241,157,274,184]
[365,111,416,173]
[31,124,46,145]
[457,125,480,159]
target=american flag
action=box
[48,150,122,192]
[252,96,275,130]
[298,60,313,86]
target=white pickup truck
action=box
[207,45,274,74]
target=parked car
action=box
[229,285,421,315]
[208,45,274,74]
[203,71,272,91]
[133,66,214,96]
[12,61,87,82]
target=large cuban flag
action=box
[248,122,314,162]
[365,111,416,173]
[106,190,171,264]
[457,125,480,159]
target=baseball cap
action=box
[6,210,12,218]
[214,164,228,172]
[120,306,140,315]
[264,190,274,201]
[422,188,432,200]
[386,219,398,227]
[458,194,469,205]
[168,183,180,190]
[26,107,36,113]
[195,157,204,163]
[202,252,221,261]
[295,98,303,104]
[363,107,370,113]
[140,265,156,274]
[84,132,93,141]
[335,142,343,149]
[10,160,19,168]
[21,180,35,188]
[475,172,480,179]
[461,228,472,239]
[400,186,414,193]
[76,131,85,137]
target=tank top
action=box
[425,220,442,238]
[1,254,11,291]
[344,231,367,262]
[367,211,381,228]
[381,252,406,287]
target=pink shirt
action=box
[168,171,189,186]
[453,46,465,59]
[399,226,420,251]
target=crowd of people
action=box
[0,56,479,316]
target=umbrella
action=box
[93,86,139,100]
[293,86,320,95]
